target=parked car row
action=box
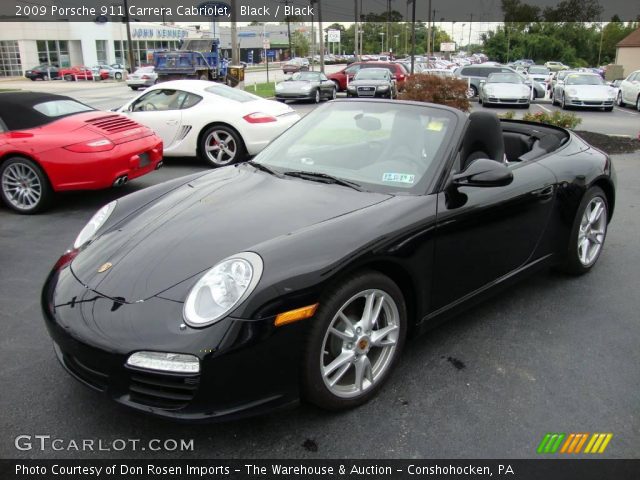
[1,82,301,213]
[24,63,128,81]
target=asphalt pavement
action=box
[0,92,639,457]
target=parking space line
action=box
[535,104,552,112]
[614,107,639,116]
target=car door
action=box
[430,156,557,312]
[123,89,185,149]
[319,73,333,96]
[623,72,639,104]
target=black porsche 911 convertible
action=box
[42,100,615,421]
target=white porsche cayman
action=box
[117,80,301,167]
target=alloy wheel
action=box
[616,91,622,106]
[1,162,42,211]
[577,196,607,267]
[331,88,337,100]
[320,289,400,398]
[315,89,320,103]
[204,130,237,166]
[637,96,640,111]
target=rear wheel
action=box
[636,96,640,111]
[115,72,122,80]
[198,125,246,168]
[558,187,608,275]
[0,157,52,214]
[302,271,407,410]
[466,85,478,98]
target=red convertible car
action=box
[0,92,163,214]
[60,66,94,81]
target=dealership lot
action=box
[1,77,639,457]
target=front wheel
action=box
[198,125,246,168]
[330,87,337,100]
[114,72,122,80]
[0,157,52,214]
[561,93,568,110]
[313,89,321,104]
[636,96,640,112]
[616,91,623,107]
[302,271,407,410]
[558,187,608,275]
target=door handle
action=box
[532,185,554,199]
[166,120,178,126]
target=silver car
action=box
[126,66,157,90]
[479,72,531,107]
[275,71,337,103]
[552,72,616,111]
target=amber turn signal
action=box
[274,303,319,327]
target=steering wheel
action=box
[144,103,158,111]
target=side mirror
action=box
[453,159,513,187]
[479,80,485,85]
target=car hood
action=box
[350,79,390,86]
[70,166,391,302]
[484,83,529,95]
[278,80,317,91]
[566,85,614,98]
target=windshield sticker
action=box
[382,173,415,184]
[426,121,444,131]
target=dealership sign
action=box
[440,42,456,52]
[327,29,341,43]
[132,28,188,39]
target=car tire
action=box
[301,271,407,410]
[130,86,139,90]
[558,186,608,275]
[466,85,478,98]
[604,106,613,112]
[115,72,122,80]
[313,89,321,104]
[636,96,640,112]
[332,80,340,92]
[331,87,337,100]
[0,157,52,214]
[561,93,568,110]
[29,77,36,81]
[64,74,73,81]
[616,91,624,107]
[198,125,246,168]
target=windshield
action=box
[291,71,321,81]
[253,102,456,194]
[565,74,604,85]
[355,69,389,80]
[528,67,550,74]
[487,73,522,83]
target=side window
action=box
[460,67,471,76]
[320,73,328,81]
[132,89,185,112]
[628,73,637,82]
[345,65,360,75]
[180,93,202,109]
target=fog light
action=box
[126,351,200,373]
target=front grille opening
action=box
[127,370,199,410]
[63,353,109,391]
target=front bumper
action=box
[566,98,614,108]
[275,91,315,100]
[484,96,529,105]
[41,266,305,421]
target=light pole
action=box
[379,32,385,53]
[394,34,399,52]
[460,24,466,52]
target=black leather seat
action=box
[460,111,506,171]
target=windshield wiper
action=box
[246,160,283,178]
[283,170,363,191]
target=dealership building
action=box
[0,21,311,77]
[0,21,190,77]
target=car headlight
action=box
[485,87,495,95]
[377,85,389,90]
[300,84,312,91]
[275,83,283,91]
[566,88,577,96]
[347,85,356,90]
[73,200,117,249]
[183,252,263,327]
